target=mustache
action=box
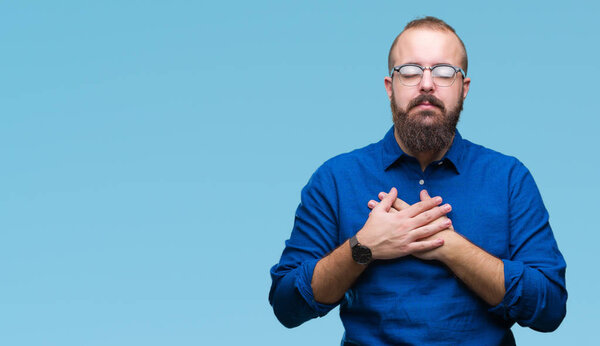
[407,95,445,112]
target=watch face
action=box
[352,245,372,264]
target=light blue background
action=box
[1,1,598,345]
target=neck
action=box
[394,130,455,172]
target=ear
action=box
[461,76,471,100]
[384,76,393,101]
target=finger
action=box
[374,187,397,212]
[409,238,444,252]
[402,195,443,218]
[369,200,400,213]
[419,190,455,229]
[409,218,452,241]
[411,204,452,227]
[378,192,410,211]
[393,198,410,211]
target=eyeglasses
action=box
[390,64,466,87]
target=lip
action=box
[414,103,438,109]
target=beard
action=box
[391,92,463,154]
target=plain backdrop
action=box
[1,1,598,345]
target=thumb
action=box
[375,187,397,212]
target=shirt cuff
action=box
[488,259,524,318]
[294,258,339,316]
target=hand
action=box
[368,189,456,261]
[413,190,459,260]
[357,187,452,260]
[369,190,454,231]
[368,190,505,307]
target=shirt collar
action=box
[381,126,465,174]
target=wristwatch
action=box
[350,235,372,265]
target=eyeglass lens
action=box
[397,65,458,87]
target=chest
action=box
[336,165,511,258]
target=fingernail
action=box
[446,219,452,226]
[434,196,442,203]
[444,204,452,211]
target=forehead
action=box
[393,28,463,67]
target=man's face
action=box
[384,28,471,154]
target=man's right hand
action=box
[356,187,452,260]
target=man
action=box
[269,16,566,345]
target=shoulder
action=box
[303,139,382,194]
[299,141,381,213]
[459,138,537,197]
[316,141,381,178]
[460,138,527,174]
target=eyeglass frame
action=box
[390,63,466,87]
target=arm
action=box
[311,188,451,304]
[423,230,505,305]
[488,163,567,331]
[269,166,340,328]
[440,227,566,332]
[418,190,505,305]
[270,165,452,327]
[373,165,567,332]
[310,239,367,304]
[371,190,505,305]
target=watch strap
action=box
[349,234,359,248]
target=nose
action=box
[419,69,435,93]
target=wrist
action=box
[437,231,466,263]
[350,234,373,265]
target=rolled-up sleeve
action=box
[489,162,567,331]
[269,163,341,328]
